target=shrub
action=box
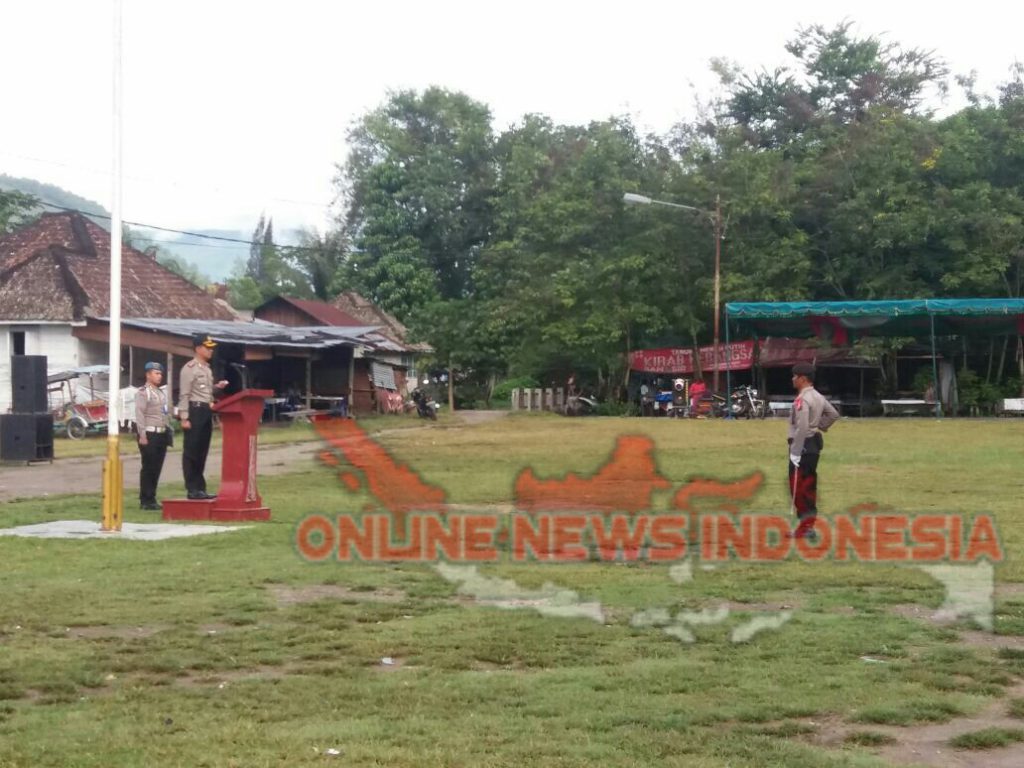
[493,376,541,405]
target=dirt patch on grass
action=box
[811,682,1024,767]
[267,584,407,606]
[887,602,1024,651]
[721,599,803,613]
[958,632,1024,651]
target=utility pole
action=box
[622,192,725,391]
[712,195,722,393]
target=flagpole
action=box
[101,0,124,532]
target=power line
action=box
[37,201,331,253]
[129,237,248,251]
[0,150,333,211]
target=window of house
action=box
[11,331,25,356]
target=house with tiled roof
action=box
[0,211,235,411]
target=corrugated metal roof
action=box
[115,317,393,351]
[287,326,408,353]
[262,296,364,326]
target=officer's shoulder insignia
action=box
[186,360,196,367]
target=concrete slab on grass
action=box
[0,520,248,541]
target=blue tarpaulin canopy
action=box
[722,299,1024,417]
[726,299,1024,338]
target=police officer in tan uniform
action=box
[178,334,228,499]
[135,362,171,510]
[787,362,840,540]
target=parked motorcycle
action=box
[411,388,439,420]
[666,378,689,418]
[691,386,765,419]
[564,394,600,416]
[728,385,767,419]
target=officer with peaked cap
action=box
[135,362,171,510]
[178,333,228,499]
[786,362,840,540]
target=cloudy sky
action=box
[1,0,1020,236]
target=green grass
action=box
[49,411,438,460]
[949,727,1024,749]
[1,415,1023,766]
[844,732,898,746]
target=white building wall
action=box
[0,323,82,412]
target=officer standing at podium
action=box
[178,333,228,499]
[135,362,171,510]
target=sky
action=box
[1,0,1021,238]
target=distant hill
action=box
[144,227,306,283]
[0,174,110,226]
[0,175,305,284]
[143,230,249,283]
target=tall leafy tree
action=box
[339,87,496,319]
[724,21,948,149]
[481,116,676,391]
[293,228,346,300]
[683,22,953,303]
[228,214,311,305]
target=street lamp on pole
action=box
[623,192,725,392]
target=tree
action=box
[339,87,496,320]
[930,73,1024,297]
[154,252,210,288]
[678,23,955,303]
[723,21,948,149]
[225,269,265,310]
[293,228,346,300]
[248,214,272,282]
[480,116,676,394]
[228,213,312,304]
[0,189,36,234]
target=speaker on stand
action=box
[0,413,36,462]
[34,413,54,461]
[5,355,54,463]
[11,355,48,413]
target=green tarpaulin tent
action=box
[726,299,1024,338]
[723,299,1024,417]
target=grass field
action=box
[2,414,1023,767]
[48,413,436,460]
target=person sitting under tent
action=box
[689,378,707,416]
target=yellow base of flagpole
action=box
[101,436,123,532]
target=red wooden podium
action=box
[162,389,274,522]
